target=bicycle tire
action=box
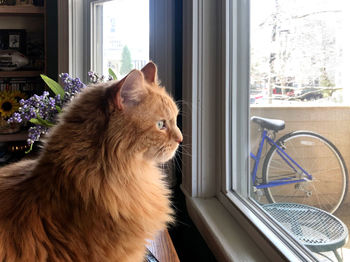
[262,131,348,214]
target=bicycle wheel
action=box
[262,131,348,214]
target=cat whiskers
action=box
[178,144,192,158]
[175,99,194,113]
[172,151,182,175]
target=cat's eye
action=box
[157,120,166,130]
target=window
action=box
[249,0,350,260]
[66,0,175,92]
[90,0,149,78]
[65,0,348,260]
[84,0,175,93]
[250,0,347,106]
[182,0,349,261]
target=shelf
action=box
[0,5,44,15]
[0,131,27,142]
[0,70,43,77]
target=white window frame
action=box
[181,0,320,261]
[59,0,176,95]
[57,0,89,82]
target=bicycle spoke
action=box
[308,167,342,176]
[310,182,337,210]
[262,131,348,214]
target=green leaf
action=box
[108,68,118,80]
[56,105,62,113]
[30,117,55,127]
[25,143,33,154]
[29,118,41,125]
[40,74,65,99]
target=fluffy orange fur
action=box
[0,62,182,262]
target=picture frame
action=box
[9,34,20,48]
[0,30,26,54]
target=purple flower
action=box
[88,71,111,84]
[8,72,111,149]
[8,72,110,149]
[27,125,49,145]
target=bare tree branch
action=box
[259,10,341,27]
[292,10,341,19]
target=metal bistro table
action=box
[263,203,349,262]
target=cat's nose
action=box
[176,137,183,144]
[173,127,183,144]
[175,132,183,144]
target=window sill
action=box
[183,193,271,261]
[181,186,316,262]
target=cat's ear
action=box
[141,61,158,84]
[114,70,147,110]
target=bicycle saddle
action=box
[251,116,285,131]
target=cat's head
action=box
[108,62,182,163]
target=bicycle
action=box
[250,116,348,214]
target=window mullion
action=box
[182,0,220,198]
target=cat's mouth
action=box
[153,143,179,163]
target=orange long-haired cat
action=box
[0,62,182,262]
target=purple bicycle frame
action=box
[250,130,312,189]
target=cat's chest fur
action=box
[0,159,172,262]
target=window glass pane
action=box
[249,0,350,259]
[92,0,149,78]
[250,0,348,106]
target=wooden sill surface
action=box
[147,230,179,262]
